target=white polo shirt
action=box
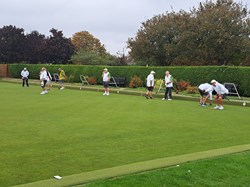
[198,83,213,92]
[103,72,110,82]
[40,71,47,81]
[147,74,154,87]
[165,75,173,88]
[214,82,229,95]
[21,70,29,78]
[199,83,214,100]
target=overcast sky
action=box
[1,0,249,55]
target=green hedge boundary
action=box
[7,64,250,96]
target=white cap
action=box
[150,71,155,74]
[24,68,27,70]
[104,68,108,71]
[211,80,217,83]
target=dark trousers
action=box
[165,87,172,99]
[22,78,29,87]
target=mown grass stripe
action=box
[14,144,250,187]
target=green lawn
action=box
[0,82,250,186]
[85,151,250,187]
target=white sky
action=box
[1,0,249,55]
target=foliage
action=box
[0,25,26,63]
[67,75,74,83]
[87,76,97,85]
[24,31,47,64]
[71,31,106,55]
[7,65,250,96]
[186,86,199,94]
[129,75,143,88]
[71,49,116,65]
[128,0,250,66]
[154,79,163,89]
[0,26,75,64]
[176,80,191,91]
[43,28,75,64]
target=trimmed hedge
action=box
[7,64,250,96]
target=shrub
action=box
[129,75,143,88]
[87,77,97,85]
[186,86,199,94]
[67,75,74,83]
[176,80,191,91]
[154,79,163,89]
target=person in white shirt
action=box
[162,71,174,101]
[21,68,29,87]
[211,80,229,110]
[102,68,111,95]
[145,71,155,99]
[198,83,213,106]
[40,67,48,95]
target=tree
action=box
[128,11,193,66]
[128,0,250,66]
[189,0,250,65]
[71,49,116,65]
[71,31,119,65]
[24,31,47,64]
[71,31,106,55]
[0,25,26,63]
[44,28,75,64]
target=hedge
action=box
[7,64,250,96]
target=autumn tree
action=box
[0,25,26,63]
[71,31,106,55]
[71,31,118,65]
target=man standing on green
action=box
[102,68,111,95]
[58,68,66,90]
[145,71,155,99]
[162,71,174,100]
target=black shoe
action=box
[150,97,153,99]
[145,95,149,99]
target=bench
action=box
[53,73,59,82]
[109,76,126,87]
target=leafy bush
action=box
[154,79,163,89]
[129,75,143,88]
[87,77,97,85]
[176,80,191,91]
[71,49,116,66]
[67,75,74,83]
[186,86,199,94]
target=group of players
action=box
[21,67,65,95]
[22,67,229,109]
[198,80,229,110]
[144,70,229,110]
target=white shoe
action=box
[40,91,45,95]
[219,106,224,110]
[214,105,220,109]
[162,98,165,100]
[103,92,107,95]
[106,93,109,96]
[60,87,64,90]
[44,90,48,94]
[168,99,172,101]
